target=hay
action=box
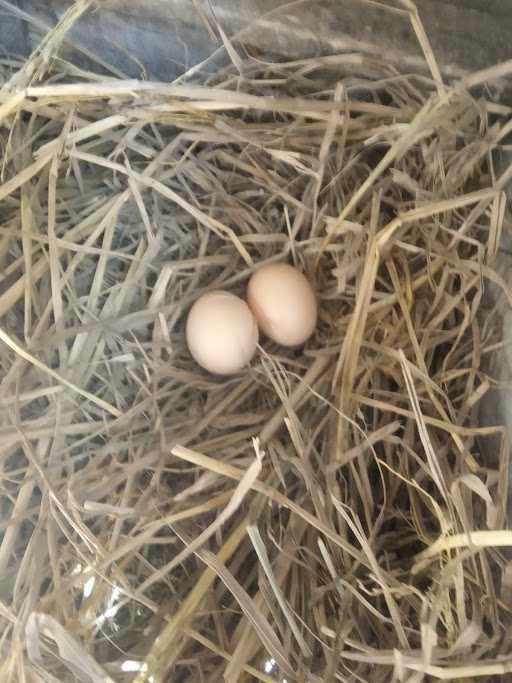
[1,2,512,682]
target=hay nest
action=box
[1,3,512,682]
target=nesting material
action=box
[2,3,512,683]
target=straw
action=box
[1,2,512,682]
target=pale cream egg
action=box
[186,290,259,375]
[247,262,317,347]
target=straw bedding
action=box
[1,2,512,682]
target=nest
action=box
[2,2,512,682]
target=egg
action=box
[186,290,259,375]
[247,262,317,347]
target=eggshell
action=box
[247,263,317,347]
[186,290,259,375]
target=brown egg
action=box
[186,290,259,375]
[247,262,317,347]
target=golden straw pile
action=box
[2,2,512,682]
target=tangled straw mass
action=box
[2,2,512,682]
